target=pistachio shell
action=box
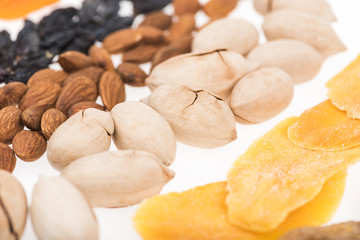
[111,101,177,166]
[62,150,175,208]
[192,18,259,55]
[0,170,27,240]
[141,84,237,148]
[146,49,259,99]
[247,39,324,83]
[254,0,336,22]
[262,9,346,57]
[47,108,114,170]
[31,176,98,240]
[229,67,294,123]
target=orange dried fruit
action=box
[288,100,360,151]
[134,170,346,240]
[226,117,360,232]
[0,0,58,19]
[326,55,360,119]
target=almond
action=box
[88,46,114,71]
[12,130,47,162]
[67,101,105,118]
[22,104,54,131]
[58,51,93,73]
[139,11,172,30]
[0,106,24,144]
[173,0,201,15]
[137,26,166,44]
[117,63,147,87]
[19,81,62,111]
[152,35,193,68]
[41,108,67,140]
[122,44,160,64]
[56,76,98,114]
[99,71,126,111]
[203,0,239,19]
[103,29,143,54]
[0,143,16,173]
[168,14,196,42]
[63,66,104,86]
[0,82,28,109]
[27,69,68,87]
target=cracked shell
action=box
[146,49,259,100]
[47,108,114,171]
[0,170,27,240]
[62,150,175,208]
[141,84,237,148]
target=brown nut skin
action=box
[99,71,126,111]
[0,106,24,144]
[229,67,294,124]
[12,130,47,162]
[56,76,98,114]
[117,63,147,87]
[58,51,93,73]
[41,108,67,140]
[88,45,114,71]
[0,170,27,240]
[0,143,16,173]
[0,82,28,109]
[21,104,54,131]
[139,11,172,30]
[27,69,68,87]
[18,81,61,111]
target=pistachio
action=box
[247,39,324,84]
[62,150,175,208]
[262,9,346,57]
[192,18,259,55]
[31,176,98,240]
[47,108,114,170]
[229,67,294,124]
[146,49,259,99]
[141,84,237,148]
[0,170,27,240]
[111,101,177,166]
[254,0,336,22]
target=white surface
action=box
[1,0,360,239]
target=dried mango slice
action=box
[288,100,360,151]
[326,55,360,119]
[226,117,360,232]
[134,171,346,240]
[0,0,58,19]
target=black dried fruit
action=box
[130,0,172,14]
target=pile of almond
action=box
[0,45,139,172]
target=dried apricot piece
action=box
[226,117,360,232]
[326,55,360,119]
[134,171,346,240]
[0,0,58,19]
[288,100,360,151]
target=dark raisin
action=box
[130,0,172,14]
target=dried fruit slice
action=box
[326,55,360,119]
[0,0,58,19]
[134,170,346,240]
[288,100,360,151]
[226,117,360,232]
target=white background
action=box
[1,0,360,239]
